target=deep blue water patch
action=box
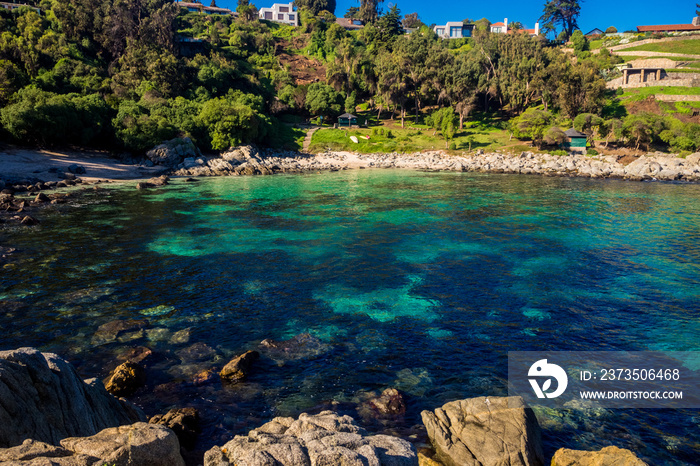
[0,170,699,463]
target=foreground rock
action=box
[0,423,185,466]
[149,407,201,450]
[219,350,259,383]
[204,410,417,466]
[0,347,146,448]
[551,446,649,465]
[259,333,331,365]
[421,396,544,466]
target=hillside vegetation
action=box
[0,1,699,155]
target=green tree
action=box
[359,0,381,25]
[512,108,553,148]
[377,4,403,41]
[237,0,258,22]
[305,82,341,117]
[294,0,336,16]
[570,29,588,53]
[605,26,617,34]
[402,12,423,29]
[539,0,581,40]
[544,126,566,146]
[426,107,457,148]
[344,91,357,113]
[344,7,359,19]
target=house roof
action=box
[585,28,604,36]
[565,129,587,138]
[637,24,700,32]
[335,18,364,30]
[491,22,506,27]
[338,113,357,119]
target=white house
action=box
[490,18,508,33]
[258,2,298,26]
[433,21,475,39]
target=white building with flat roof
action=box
[259,3,297,26]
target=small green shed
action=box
[338,113,358,127]
[564,128,587,152]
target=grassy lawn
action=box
[623,39,700,55]
[307,114,531,154]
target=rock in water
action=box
[259,333,331,364]
[149,407,201,450]
[61,422,185,466]
[219,350,259,383]
[104,361,147,397]
[203,411,417,466]
[0,347,146,448]
[358,388,407,421]
[421,396,544,466]
[551,446,649,466]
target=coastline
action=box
[3,146,700,187]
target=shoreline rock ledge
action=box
[0,347,145,448]
[204,410,417,466]
[421,396,544,466]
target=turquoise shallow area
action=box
[1,170,699,463]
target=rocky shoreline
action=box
[169,145,700,183]
[0,347,650,466]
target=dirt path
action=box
[302,127,318,153]
[613,51,700,59]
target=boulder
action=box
[61,422,185,466]
[149,407,201,450]
[421,396,544,466]
[551,446,649,466]
[221,145,259,163]
[203,410,417,466]
[34,192,49,202]
[104,361,147,397]
[20,215,38,226]
[220,350,259,383]
[67,164,86,175]
[92,319,149,345]
[146,137,200,167]
[0,348,146,448]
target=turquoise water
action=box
[1,170,699,462]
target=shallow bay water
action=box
[1,170,699,463]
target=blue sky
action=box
[216,0,695,36]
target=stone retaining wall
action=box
[609,35,700,51]
[607,72,700,89]
[654,94,700,101]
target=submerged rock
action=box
[0,347,145,448]
[104,361,147,397]
[149,407,201,450]
[421,396,544,466]
[204,410,417,466]
[259,333,331,365]
[551,446,648,466]
[358,388,407,422]
[220,350,259,383]
[92,319,148,346]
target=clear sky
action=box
[215,0,695,36]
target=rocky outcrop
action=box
[149,407,201,450]
[146,137,200,167]
[61,423,184,466]
[0,348,146,448]
[421,396,544,466]
[0,423,185,466]
[203,410,417,466]
[170,147,700,183]
[551,446,649,466]
[219,350,259,383]
[136,175,170,190]
[358,388,407,422]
